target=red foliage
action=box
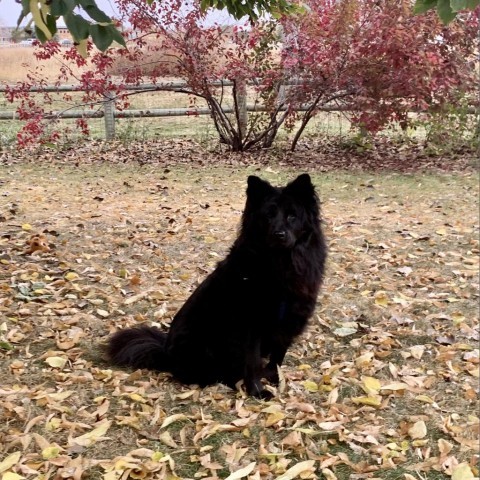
[279,0,478,148]
[3,0,477,150]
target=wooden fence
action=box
[0,82,347,141]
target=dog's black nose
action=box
[274,230,286,239]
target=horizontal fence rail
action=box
[0,81,350,140]
[0,104,348,120]
[0,81,475,141]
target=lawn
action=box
[0,145,478,480]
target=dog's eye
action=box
[287,214,296,222]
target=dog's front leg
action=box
[263,344,288,385]
[244,337,272,399]
[263,331,296,385]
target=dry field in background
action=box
[0,149,478,480]
[0,47,94,83]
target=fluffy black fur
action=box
[106,174,326,398]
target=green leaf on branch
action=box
[50,0,76,16]
[78,0,113,23]
[437,0,457,23]
[451,0,480,9]
[414,0,480,21]
[413,0,439,14]
[450,0,469,9]
[35,14,57,42]
[64,12,90,41]
[89,24,114,51]
[109,25,127,48]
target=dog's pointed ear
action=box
[247,176,275,201]
[285,174,316,201]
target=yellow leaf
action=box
[361,376,381,395]
[70,420,112,447]
[265,411,286,427]
[415,395,434,404]
[355,352,374,367]
[452,463,474,480]
[412,439,428,447]
[46,418,61,431]
[0,452,21,473]
[21,223,32,231]
[276,460,316,480]
[76,38,88,58]
[128,393,146,403]
[298,364,312,370]
[3,473,25,480]
[452,312,465,325]
[160,414,190,429]
[224,462,256,480]
[151,452,164,462]
[158,431,178,448]
[374,292,389,306]
[302,380,319,392]
[351,396,382,408]
[408,420,427,439]
[45,356,67,369]
[381,382,409,391]
[65,272,79,281]
[42,446,61,459]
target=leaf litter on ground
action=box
[0,142,478,480]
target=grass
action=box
[0,159,478,479]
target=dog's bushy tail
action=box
[106,326,171,371]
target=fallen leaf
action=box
[333,326,358,337]
[64,272,79,281]
[302,380,319,392]
[361,376,381,395]
[410,345,425,359]
[276,460,316,480]
[452,463,474,480]
[374,291,390,306]
[42,446,61,459]
[3,473,25,480]
[70,420,112,447]
[224,462,256,480]
[265,411,286,427]
[351,396,382,408]
[408,421,427,439]
[160,414,190,429]
[45,356,67,369]
[0,452,21,473]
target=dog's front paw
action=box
[258,388,274,400]
[245,379,274,400]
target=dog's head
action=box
[242,174,320,249]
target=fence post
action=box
[103,91,116,140]
[235,78,247,140]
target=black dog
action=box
[106,174,326,398]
